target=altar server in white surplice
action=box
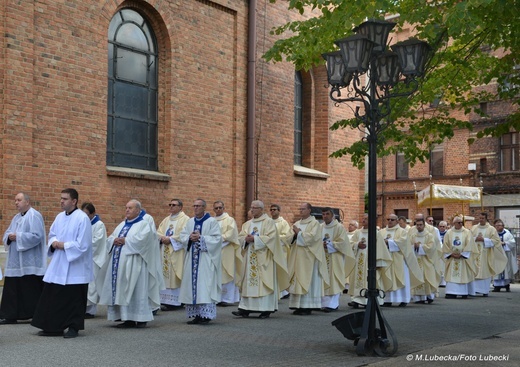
[31,188,93,339]
[179,199,222,324]
[1,192,46,325]
[98,199,162,329]
[81,202,108,319]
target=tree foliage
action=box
[264,0,520,168]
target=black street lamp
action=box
[324,19,431,356]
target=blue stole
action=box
[439,231,446,243]
[91,214,100,226]
[191,213,211,303]
[111,216,144,304]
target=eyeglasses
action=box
[454,221,462,224]
[169,204,179,207]
[213,207,223,210]
[270,209,278,211]
[387,218,396,221]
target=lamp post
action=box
[323,19,431,356]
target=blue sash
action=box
[191,213,211,303]
[111,216,144,304]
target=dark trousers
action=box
[0,275,44,320]
[31,282,88,332]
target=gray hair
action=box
[129,199,142,210]
[252,200,264,209]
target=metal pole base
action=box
[355,294,398,357]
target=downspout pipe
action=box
[246,0,257,210]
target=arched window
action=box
[107,9,158,171]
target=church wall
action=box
[0,0,365,247]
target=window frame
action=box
[294,70,303,166]
[500,132,520,172]
[106,9,159,171]
[395,152,409,179]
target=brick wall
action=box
[0,0,365,241]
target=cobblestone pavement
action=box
[1,284,519,367]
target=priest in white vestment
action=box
[288,203,329,315]
[348,214,392,308]
[492,219,518,292]
[213,201,241,305]
[81,202,108,318]
[270,203,293,299]
[321,208,355,312]
[1,192,46,324]
[442,216,479,298]
[179,199,222,324]
[157,198,190,310]
[232,201,289,318]
[98,199,162,328]
[470,212,507,296]
[343,219,359,292]
[409,218,441,304]
[31,188,93,338]
[380,214,423,307]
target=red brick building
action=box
[0,0,365,249]
[377,74,519,230]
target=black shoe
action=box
[445,294,456,299]
[258,312,271,319]
[293,308,311,315]
[198,317,211,324]
[116,321,137,328]
[187,316,201,325]
[63,327,78,338]
[342,289,349,294]
[461,295,468,299]
[161,304,183,311]
[427,297,434,304]
[231,309,250,318]
[38,330,63,337]
[505,285,511,292]
[84,313,95,319]
[347,302,360,309]
[398,302,408,307]
[492,287,501,292]
[482,293,488,297]
[414,300,426,304]
[382,302,392,307]
[152,309,159,315]
[0,319,18,325]
[281,293,290,299]
[136,322,147,328]
[217,302,232,307]
[321,307,338,313]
